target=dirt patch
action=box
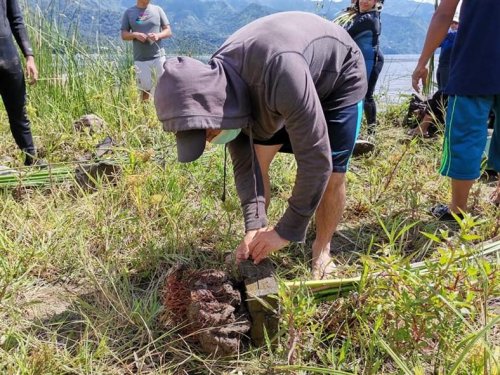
[161,266,250,356]
[16,282,83,322]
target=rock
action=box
[238,259,279,346]
[352,139,375,157]
[73,114,107,135]
[74,161,121,191]
[94,136,114,158]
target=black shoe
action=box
[429,203,464,221]
[25,156,48,169]
[24,154,34,166]
[352,140,375,157]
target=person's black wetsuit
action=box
[346,9,383,133]
[1,0,36,165]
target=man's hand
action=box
[248,227,289,264]
[133,32,148,43]
[412,64,428,93]
[147,33,160,42]
[234,230,259,264]
[25,56,38,85]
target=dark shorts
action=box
[254,102,363,173]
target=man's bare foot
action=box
[311,253,336,280]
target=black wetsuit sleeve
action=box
[346,12,379,41]
[7,0,34,57]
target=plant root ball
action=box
[162,266,250,356]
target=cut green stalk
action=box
[284,276,361,292]
[283,240,500,300]
[0,166,75,188]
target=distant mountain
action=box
[26,0,435,55]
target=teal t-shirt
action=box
[121,5,169,62]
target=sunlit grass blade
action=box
[449,316,500,375]
[273,365,354,374]
[377,337,413,375]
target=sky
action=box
[326,0,436,3]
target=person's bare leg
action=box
[449,178,475,213]
[312,172,346,279]
[254,144,282,210]
[409,113,432,137]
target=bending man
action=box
[155,12,367,278]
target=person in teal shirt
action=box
[121,0,172,101]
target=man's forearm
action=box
[157,26,172,40]
[228,135,268,232]
[121,30,136,41]
[416,0,459,68]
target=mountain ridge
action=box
[26,0,435,55]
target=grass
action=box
[0,4,499,374]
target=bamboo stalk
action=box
[284,276,361,291]
[283,240,500,299]
[0,166,74,188]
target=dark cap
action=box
[154,57,251,163]
[175,129,207,163]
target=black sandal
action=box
[430,203,464,221]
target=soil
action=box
[16,281,83,322]
[161,266,250,356]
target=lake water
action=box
[184,53,423,103]
[375,54,421,103]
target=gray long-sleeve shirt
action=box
[155,12,367,242]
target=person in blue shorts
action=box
[412,0,500,219]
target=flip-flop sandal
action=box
[430,203,464,221]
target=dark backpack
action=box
[402,93,427,129]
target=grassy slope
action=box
[0,11,499,375]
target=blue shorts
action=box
[440,95,500,179]
[254,102,363,173]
